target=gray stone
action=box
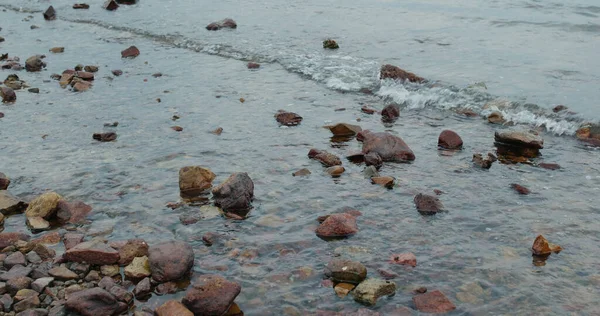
[0,282,5,295]
[133,277,151,299]
[31,277,54,293]
[109,285,133,304]
[17,308,48,316]
[6,276,33,295]
[4,252,27,269]
[13,294,40,312]
[0,191,27,215]
[352,278,396,306]
[49,266,78,281]
[25,251,42,264]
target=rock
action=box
[0,232,30,249]
[13,294,40,312]
[155,281,179,295]
[171,126,183,132]
[308,149,342,167]
[212,173,254,212]
[56,200,92,224]
[553,105,568,113]
[27,217,50,231]
[25,192,62,219]
[370,176,394,189]
[352,279,396,306]
[472,153,496,169]
[49,266,78,281]
[109,285,133,304]
[149,241,194,282]
[31,277,53,293]
[363,166,380,179]
[73,3,90,9]
[211,127,223,135]
[334,283,355,298]
[156,300,193,316]
[182,275,241,315]
[111,69,123,76]
[25,251,42,264]
[64,239,120,265]
[26,56,46,72]
[380,64,424,83]
[357,130,415,162]
[72,80,92,92]
[124,256,151,279]
[43,6,56,20]
[206,18,237,30]
[117,239,149,265]
[74,72,94,81]
[100,265,120,277]
[92,132,117,142]
[133,277,151,299]
[414,193,444,215]
[4,252,27,269]
[63,233,84,250]
[0,293,12,311]
[275,110,303,126]
[495,130,543,149]
[316,213,358,238]
[32,243,55,260]
[532,235,562,256]
[323,39,339,49]
[361,106,376,115]
[511,183,530,195]
[65,288,127,316]
[28,88,40,94]
[121,46,140,58]
[326,166,345,177]
[381,104,400,123]
[413,290,456,313]
[438,130,463,150]
[247,62,260,69]
[292,168,311,177]
[83,65,98,73]
[0,191,27,214]
[324,259,367,284]
[390,253,417,267]
[1,87,16,103]
[0,213,4,227]
[7,276,32,295]
[103,0,119,10]
[49,47,64,54]
[326,123,362,136]
[1,265,33,282]
[487,111,505,124]
[179,166,216,197]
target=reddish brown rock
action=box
[511,183,530,195]
[73,3,90,9]
[357,130,415,162]
[211,127,223,135]
[1,87,16,103]
[63,233,85,250]
[57,200,92,224]
[25,56,46,72]
[414,193,444,215]
[532,235,562,256]
[324,259,367,284]
[275,110,303,126]
[206,18,237,30]
[118,239,149,265]
[538,163,561,170]
[326,166,345,177]
[0,173,11,190]
[370,176,394,189]
[179,166,216,197]
[381,104,400,122]
[438,130,463,150]
[182,275,241,315]
[103,0,119,10]
[413,290,456,313]
[326,123,362,136]
[390,253,417,267]
[121,46,140,58]
[66,288,127,316]
[247,62,260,69]
[380,64,424,83]
[111,69,123,76]
[156,300,193,316]
[495,130,543,149]
[148,240,194,282]
[323,39,339,49]
[361,106,376,115]
[487,111,505,124]
[64,239,120,265]
[0,232,30,249]
[43,6,56,20]
[308,149,342,167]
[212,173,254,211]
[31,231,61,244]
[92,132,117,142]
[553,105,568,113]
[171,126,183,132]
[315,213,358,238]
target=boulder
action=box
[65,288,127,316]
[390,253,416,267]
[316,213,358,238]
[25,56,46,72]
[275,110,303,126]
[179,166,216,197]
[324,259,367,284]
[380,64,424,83]
[531,235,562,256]
[381,104,400,123]
[511,183,530,195]
[206,18,237,30]
[124,256,151,279]
[352,279,396,306]
[212,173,254,212]
[64,239,120,265]
[182,275,241,315]
[92,132,117,142]
[357,130,415,162]
[326,123,362,136]
[414,193,444,215]
[148,241,194,282]
[413,290,456,313]
[43,6,56,20]
[438,130,463,150]
[323,39,339,49]
[1,87,16,103]
[121,46,140,58]
[308,149,342,167]
[0,232,30,249]
[0,191,28,214]
[56,200,92,224]
[156,300,193,316]
[25,192,62,219]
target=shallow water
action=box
[1,3,600,316]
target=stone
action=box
[438,130,463,150]
[124,256,150,279]
[381,104,400,123]
[171,126,183,132]
[109,285,133,304]
[63,233,84,250]
[7,276,32,295]
[511,183,530,195]
[247,62,260,69]
[117,239,149,265]
[413,290,456,313]
[182,275,241,315]
[56,200,92,224]
[0,173,9,190]
[326,166,345,177]
[179,166,216,197]
[352,279,396,306]
[72,80,92,92]
[121,46,140,58]
[414,193,444,215]
[26,56,46,72]
[83,66,98,73]
[49,47,64,54]
[308,149,342,167]
[13,294,40,312]
[65,288,127,316]
[538,163,561,170]
[103,0,119,10]
[472,153,496,169]
[28,88,40,93]
[0,213,3,227]
[292,168,311,177]
[206,18,237,30]
[361,106,377,114]
[111,69,123,76]
[532,235,562,256]
[17,308,48,316]
[27,217,50,231]
[156,300,193,316]
[334,283,355,298]
[49,266,78,281]
[1,266,33,281]
[92,132,117,142]
[212,173,254,212]
[148,241,194,282]
[4,252,27,269]
[73,3,90,9]
[0,293,12,311]
[31,277,53,293]
[133,277,151,299]
[33,243,55,260]
[43,6,56,20]
[155,281,179,295]
[84,270,100,282]
[100,265,120,277]
[357,130,415,162]
[25,192,62,219]
[487,111,505,124]
[324,259,367,284]
[1,87,16,103]
[390,253,417,267]
[275,110,303,126]
[323,39,339,49]
[64,239,120,265]
[326,123,362,136]
[0,232,30,249]
[380,64,424,83]
[495,130,544,149]
[316,213,358,238]
[25,251,42,264]
[211,127,224,135]
[370,176,394,189]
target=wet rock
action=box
[25,192,62,219]
[413,290,456,313]
[33,243,55,260]
[370,176,394,189]
[308,149,342,167]
[324,259,367,284]
[381,104,400,123]
[4,252,27,269]
[155,281,179,295]
[7,276,32,295]
[0,213,4,227]
[31,277,53,293]
[487,111,505,124]
[1,87,16,103]
[103,0,119,10]
[64,239,120,265]
[133,277,151,299]
[531,235,562,256]
[92,132,117,142]
[292,168,311,177]
[0,191,28,214]
[414,193,444,215]
[171,126,183,132]
[206,18,237,30]
[357,130,415,162]
[212,173,254,212]
[334,283,355,298]
[43,6,56,20]
[117,239,149,265]
[538,162,560,170]
[100,265,120,277]
[553,105,568,113]
[361,106,377,115]
[121,46,140,58]
[438,130,463,150]
[72,80,92,92]
[472,153,496,169]
[25,251,42,264]
[390,253,416,267]
[28,88,40,93]
[380,64,424,83]
[316,213,358,239]
[323,39,339,49]
[26,56,46,72]
[148,240,194,282]
[49,47,64,54]
[82,65,99,73]
[0,233,30,250]
[179,166,216,197]
[124,256,151,279]
[182,275,241,315]
[495,130,543,149]
[511,183,530,195]
[63,233,84,250]
[65,288,127,316]
[49,266,78,281]
[73,3,90,9]
[109,285,133,304]
[275,110,303,126]
[326,166,345,177]
[56,200,92,224]
[247,62,260,69]
[27,216,50,231]
[352,278,396,306]
[156,300,193,316]
[111,69,123,76]
[13,293,40,312]
[326,123,362,136]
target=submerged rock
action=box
[531,235,562,256]
[326,123,362,136]
[92,132,117,142]
[0,232,30,249]
[323,39,339,49]
[156,300,193,316]
[472,153,496,169]
[308,149,342,167]
[49,47,64,53]
[247,62,260,69]
[121,46,140,58]
[438,130,463,150]
[381,104,400,123]
[103,0,119,11]
[414,193,444,215]
[538,162,561,170]
[487,111,505,124]
[65,288,128,316]
[25,56,46,72]
[43,6,56,20]
[324,259,367,284]
[413,290,456,313]
[182,275,241,315]
[56,200,92,224]
[275,110,303,126]
[511,183,530,195]
[117,238,149,265]
[212,172,254,212]
[73,3,90,9]
[206,18,237,30]
[179,166,216,198]
[390,253,417,267]
[326,166,345,177]
[1,87,16,103]
[380,64,424,83]
[292,168,311,177]
[361,106,377,115]
[370,176,394,189]
[357,130,415,162]
[0,172,8,190]
[149,240,194,282]
[352,278,396,306]
[316,213,358,238]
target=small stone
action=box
[49,266,79,281]
[155,281,178,295]
[292,168,311,177]
[413,290,456,313]
[117,239,149,265]
[247,62,260,69]
[324,259,367,284]
[31,277,53,293]
[73,3,90,9]
[334,283,355,298]
[124,256,151,279]
[43,6,56,20]
[148,241,194,282]
[64,239,120,265]
[316,213,358,238]
[83,66,98,73]
[511,183,530,195]
[414,193,444,215]
[495,130,544,149]
[121,46,140,58]
[100,265,120,277]
[111,69,123,76]
[308,149,342,167]
[103,0,119,11]
[212,173,254,212]
[92,132,117,142]
[182,275,241,315]
[538,163,561,170]
[326,123,362,137]
[156,300,193,316]
[1,87,16,103]
[361,106,376,115]
[438,130,463,150]
[0,173,9,190]
[109,285,133,304]
[326,166,345,177]
[380,64,424,83]
[28,88,40,93]
[323,39,339,49]
[72,80,92,92]
[370,176,394,189]
[4,251,27,269]
[275,110,303,126]
[49,47,64,54]
[63,233,84,250]
[205,18,237,30]
[27,217,50,231]
[381,104,400,122]
[84,270,100,282]
[211,127,223,135]
[390,253,417,267]
[171,126,183,132]
[7,276,32,295]
[133,277,151,299]
[33,243,55,260]
[352,278,396,306]
[25,251,42,264]
[488,111,505,124]
[532,235,562,256]
[13,294,40,312]
[472,153,496,169]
